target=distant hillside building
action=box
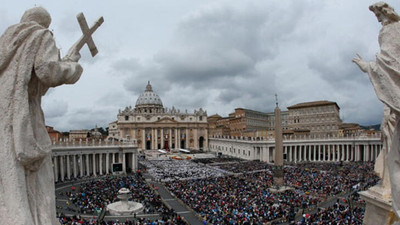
[46,126,63,143]
[287,100,342,136]
[209,108,289,138]
[108,82,208,151]
[208,100,351,138]
[69,129,89,140]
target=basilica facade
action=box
[108,82,208,151]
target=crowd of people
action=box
[162,161,378,224]
[58,210,187,225]
[192,157,244,165]
[284,162,378,201]
[61,174,164,215]
[296,200,364,224]
[212,160,272,173]
[55,156,379,224]
[164,172,318,224]
[56,173,187,224]
[140,159,226,181]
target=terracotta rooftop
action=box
[287,100,339,109]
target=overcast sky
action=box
[1,0,397,131]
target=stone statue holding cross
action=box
[0,7,103,224]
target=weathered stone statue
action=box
[353,1,400,222]
[0,7,102,224]
[375,105,395,196]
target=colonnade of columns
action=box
[139,127,207,150]
[283,143,381,163]
[52,151,137,182]
[209,138,382,163]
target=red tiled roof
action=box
[287,100,339,109]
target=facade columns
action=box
[175,129,178,149]
[161,129,164,149]
[341,144,345,161]
[150,128,154,149]
[332,145,336,162]
[92,154,97,176]
[153,129,157,149]
[54,156,58,182]
[313,145,316,161]
[194,128,198,149]
[204,129,208,151]
[290,146,293,162]
[86,154,90,176]
[327,145,331,161]
[99,153,103,175]
[131,153,137,171]
[355,145,358,161]
[122,153,126,173]
[357,145,361,161]
[73,155,77,178]
[79,154,83,177]
[66,155,71,180]
[142,129,146,150]
[180,129,183,149]
[106,153,110,174]
[169,128,172,149]
[60,156,65,181]
[267,147,271,162]
[186,128,189,149]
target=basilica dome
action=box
[135,81,163,108]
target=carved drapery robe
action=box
[365,22,400,218]
[0,21,82,224]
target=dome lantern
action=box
[135,81,163,111]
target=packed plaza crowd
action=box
[140,159,226,181]
[192,157,244,165]
[212,160,272,173]
[55,156,379,224]
[296,199,365,224]
[164,172,318,224]
[57,211,187,225]
[151,159,378,224]
[193,157,273,173]
[284,162,378,201]
[56,173,187,225]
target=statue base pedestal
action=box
[360,185,398,225]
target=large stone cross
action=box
[74,13,104,57]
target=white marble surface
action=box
[353,2,400,221]
[0,7,82,224]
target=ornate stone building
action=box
[208,108,289,138]
[287,100,342,136]
[108,82,208,151]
